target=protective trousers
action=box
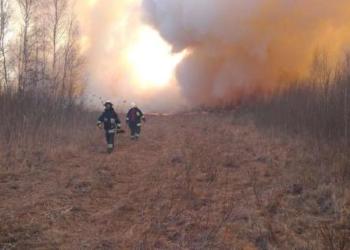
[105,129,116,152]
[129,122,141,139]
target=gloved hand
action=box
[142,117,146,123]
[97,122,102,129]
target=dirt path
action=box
[0,113,345,249]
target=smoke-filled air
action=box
[141,0,350,106]
[76,0,186,111]
[74,0,350,109]
[8,0,350,109]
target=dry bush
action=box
[0,89,95,162]
[239,53,350,250]
[319,223,349,250]
[248,53,350,147]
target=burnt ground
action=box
[0,113,349,249]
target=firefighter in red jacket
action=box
[126,102,146,140]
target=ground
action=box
[0,112,349,249]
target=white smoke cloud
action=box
[76,0,187,112]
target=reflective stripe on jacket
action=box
[126,107,144,124]
[98,108,121,130]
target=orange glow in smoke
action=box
[126,26,185,90]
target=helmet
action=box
[131,102,137,108]
[104,100,113,107]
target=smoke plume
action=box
[142,0,350,105]
[75,0,185,111]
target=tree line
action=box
[0,0,83,103]
[247,52,350,147]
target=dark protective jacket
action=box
[126,107,145,125]
[98,108,121,130]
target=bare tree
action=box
[61,14,74,97]
[0,0,85,100]
[62,11,84,103]
[51,0,67,91]
[0,0,9,90]
[17,0,37,92]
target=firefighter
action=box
[126,102,146,140]
[97,101,121,153]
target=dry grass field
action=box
[0,112,349,249]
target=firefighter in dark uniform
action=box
[97,101,121,153]
[126,102,146,140]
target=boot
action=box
[107,144,114,154]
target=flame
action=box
[88,0,98,7]
[75,0,187,110]
[126,26,185,90]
